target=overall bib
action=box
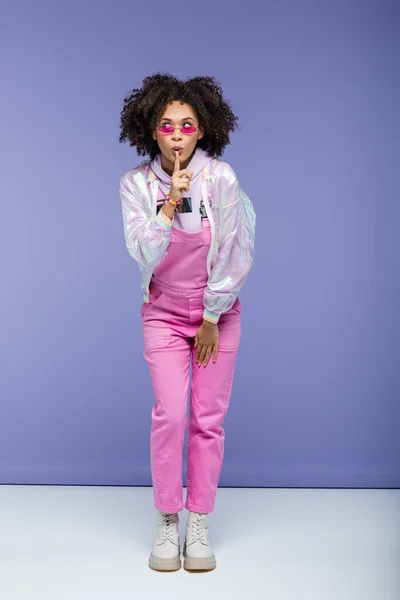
[141,206,242,514]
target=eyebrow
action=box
[160,116,195,122]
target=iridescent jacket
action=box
[119,156,256,324]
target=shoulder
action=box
[120,159,150,185]
[213,158,239,187]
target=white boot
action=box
[183,511,216,571]
[148,511,181,571]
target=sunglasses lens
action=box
[158,125,174,134]
[182,126,197,134]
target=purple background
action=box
[1,0,399,487]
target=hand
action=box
[194,321,219,366]
[169,150,194,203]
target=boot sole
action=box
[148,553,182,572]
[183,543,216,572]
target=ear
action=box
[198,127,205,140]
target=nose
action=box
[172,125,182,141]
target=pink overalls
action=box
[141,206,242,514]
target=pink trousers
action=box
[140,283,241,513]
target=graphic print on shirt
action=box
[199,198,212,219]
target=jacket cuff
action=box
[155,208,173,231]
[203,308,221,324]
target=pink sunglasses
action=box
[157,123,198,135]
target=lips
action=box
[172,147,183,151]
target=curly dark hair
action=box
[119,72,239,159]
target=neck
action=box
[161,148,196,176]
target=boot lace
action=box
[160,512,176,543]
[190,512,207,543]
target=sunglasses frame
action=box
[156,123,199,135]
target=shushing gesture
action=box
[169,150,194,209]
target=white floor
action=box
[0,486,399,600]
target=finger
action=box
[199,346,207,365]
[213,344,218,363]
[175,177,191,186]
[203,346,213,367]
[175,177,191,188]
[178,169,194,180]
[175,185,189,193]
[194,334,198,348]
[197,346,207,366]
[173,150,180,174]
[175,179,189,192]
[196,344,203,365]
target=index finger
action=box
[173,150,180,174]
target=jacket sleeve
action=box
[202,165,256,324]
[119,171,174,269]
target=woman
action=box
[119,73,256,572]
